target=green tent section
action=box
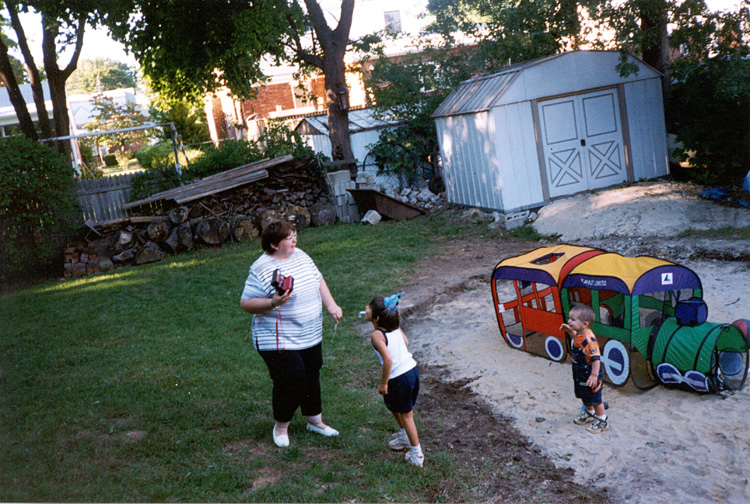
[492,246,750,394]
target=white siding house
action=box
[432,51,670,214]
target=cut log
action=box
[195,217,230,245]
[231,216,259,242]
[286,205,311,231]
[163,228,181,254]
[310,202,337,226]
[112,247,137,264]
[168,206,189,225]
[114,229,134,252]
[147,219,171,242]
[178,222,194,250]
[135,241,166,264]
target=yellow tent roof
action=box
[493,245,600,285]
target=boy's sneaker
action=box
[405,450,424,467]
[586,417,609,434]
[573,409,596,425]
[389,434,411,451]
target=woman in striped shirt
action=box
[241,220,343,447]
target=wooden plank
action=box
[124,155,292,209]
[174,170,269,204]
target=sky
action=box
[9,0,746,69]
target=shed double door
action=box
[538,89,627,199]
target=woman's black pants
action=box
[258,343,323,423]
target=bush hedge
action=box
[0,136,80,283]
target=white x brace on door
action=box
[539,89,627,199]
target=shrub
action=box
[135,142,202,170]
[0,136,80,282]
[103,153,118,167]
[261,121,316,160]
[185,140,264,178]
[129,165,183,202]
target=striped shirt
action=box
[241,248,323,351]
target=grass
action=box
[1,216,503,502]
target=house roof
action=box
[293,108,403,135]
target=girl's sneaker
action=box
[405,450,424,467]
[389,433,411,451]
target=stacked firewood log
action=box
[63,156,337,279]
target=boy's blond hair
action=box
[570,303,595,325]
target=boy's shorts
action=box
[574,378,603,407]
[384,366,420,414]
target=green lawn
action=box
[1,217,503,502]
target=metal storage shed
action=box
[432,50,669,214]
[293,108,403,185]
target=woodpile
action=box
[63,155,337,279]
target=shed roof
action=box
[432,51,657,119]
[293,108,403,135]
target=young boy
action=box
[560,304,609,434]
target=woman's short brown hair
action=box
[261,220,295,253]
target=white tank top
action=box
[373,328,417,379]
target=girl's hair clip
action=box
[384,291,405,311]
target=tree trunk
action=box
[6,3,53,139]
[638,0,671,107]
[0,37,38,141]
[304,0,357,178]
[41,11,85,160]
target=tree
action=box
[107,0,358,176]
[66,58,136,94]
[149,98,211,146]
[0,0,110,157]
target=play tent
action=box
[492,246,750,394]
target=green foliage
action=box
[670,54,750,185]
[260,121,316,160]
[66,58,136,94]
[107,1,305,102]
[185,140,264,179]
[129,164,182,202]
[0,136,79,281]
[134,142,203,171]
[148,99,211,146]
[102,154,118,167]
[83,92,152,162]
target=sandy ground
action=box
[403,182,750,504]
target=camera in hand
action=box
[271,269,294,295]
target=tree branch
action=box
[286,10,324,69]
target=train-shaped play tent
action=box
[491,246,749,394]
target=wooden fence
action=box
[75,172,140,224]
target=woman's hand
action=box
[327,303,343,323]
[378,382,388,395]
[272,289,293,308]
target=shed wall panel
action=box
[436,113,502,210]
[492,102,545,212]
[623,79,669,179]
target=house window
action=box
[384,11,401,34]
